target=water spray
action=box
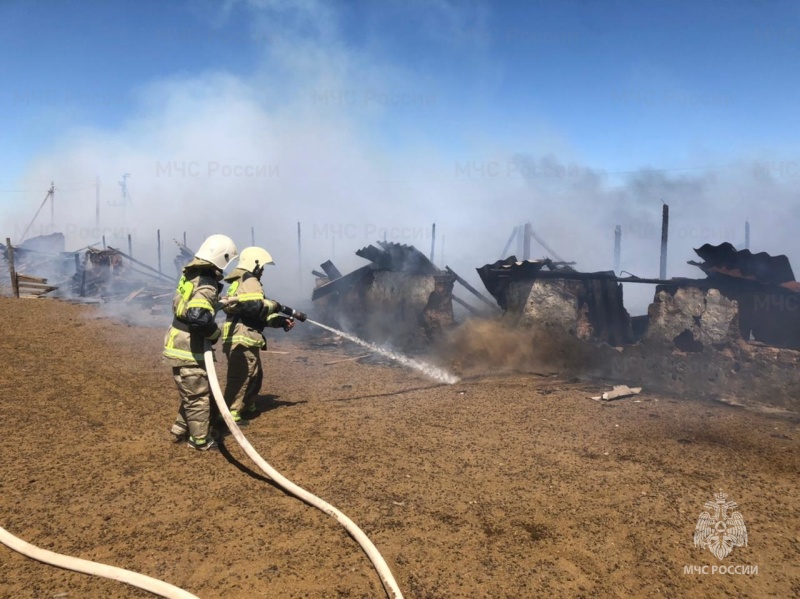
[306,319,460,385]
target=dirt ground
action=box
[0,297,798,599]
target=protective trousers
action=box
[224,346,263,413]
[170,364,212,440]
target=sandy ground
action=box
[0,297,798,599]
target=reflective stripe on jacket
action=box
[163,259,222,366]
[221,268,282,350]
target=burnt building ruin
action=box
[310,241,488,347]
[476,242,800,411]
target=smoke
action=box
[3,1,799,314]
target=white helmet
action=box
[195,234,238,270]
[237,246,275,273]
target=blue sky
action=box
[3,0,798,184]
[1,0,799,306]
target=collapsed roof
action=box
[312,241,439,301]
[689,242,798,290]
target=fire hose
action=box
[0,309,403,598]
[0,526,199,598]
[203,340,404,599]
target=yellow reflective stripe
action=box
[166,327,180,349]
[163,347,205,361]
[177,276,193,301]
[237,292,264,301]
[163,327,205,361]
[186,298,214,311]
[227,280,240,296]
[222,335,265,347]
[222,322,231,339]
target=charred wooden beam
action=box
[6,238,19,298]
[451,294,482,316]
[320,260,343,280]
[660,203,669,279]
[107,246,174,283]
[311,269,326,278]
[311,264,374,301]
[444,266,500,310]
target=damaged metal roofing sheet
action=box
[311,241,439,301]
[690,242,795,286]
[355,241,439,276]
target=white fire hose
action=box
[203,341,404,599]
[0,340,403,599]
[0,525,199,599]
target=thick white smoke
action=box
[3,1,798,314]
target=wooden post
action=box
[614,225,621,273]
[523,222,531,260]
[108,246,173,282]
[157,229,162,274]
[660,203,669,279]
[102,235,106,249]
[49,181,55,226]
[430,222,436,263]
[251,226,255,246]
[6,238,19,298]
[745,220,750,250]
[444,266,498,310]
[183,231,187,246]
[128,233,132,257]
[79,252,88,297]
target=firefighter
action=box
[164,234,238,451]
[221,247,296,423]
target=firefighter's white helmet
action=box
[237,246,275,273]
[195,234,238,270]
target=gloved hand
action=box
[283,317,295,332]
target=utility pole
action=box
[745,220,750,250]
[614,225,621,274]
[660,202,669,279]
[49,181,55,226]
[430,222,436,263]
[523,222,532,260]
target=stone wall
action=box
[644,286,740,350]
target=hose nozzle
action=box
[279,304,307,322]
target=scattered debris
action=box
[324,354,370,366]
[590,385,643,401]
